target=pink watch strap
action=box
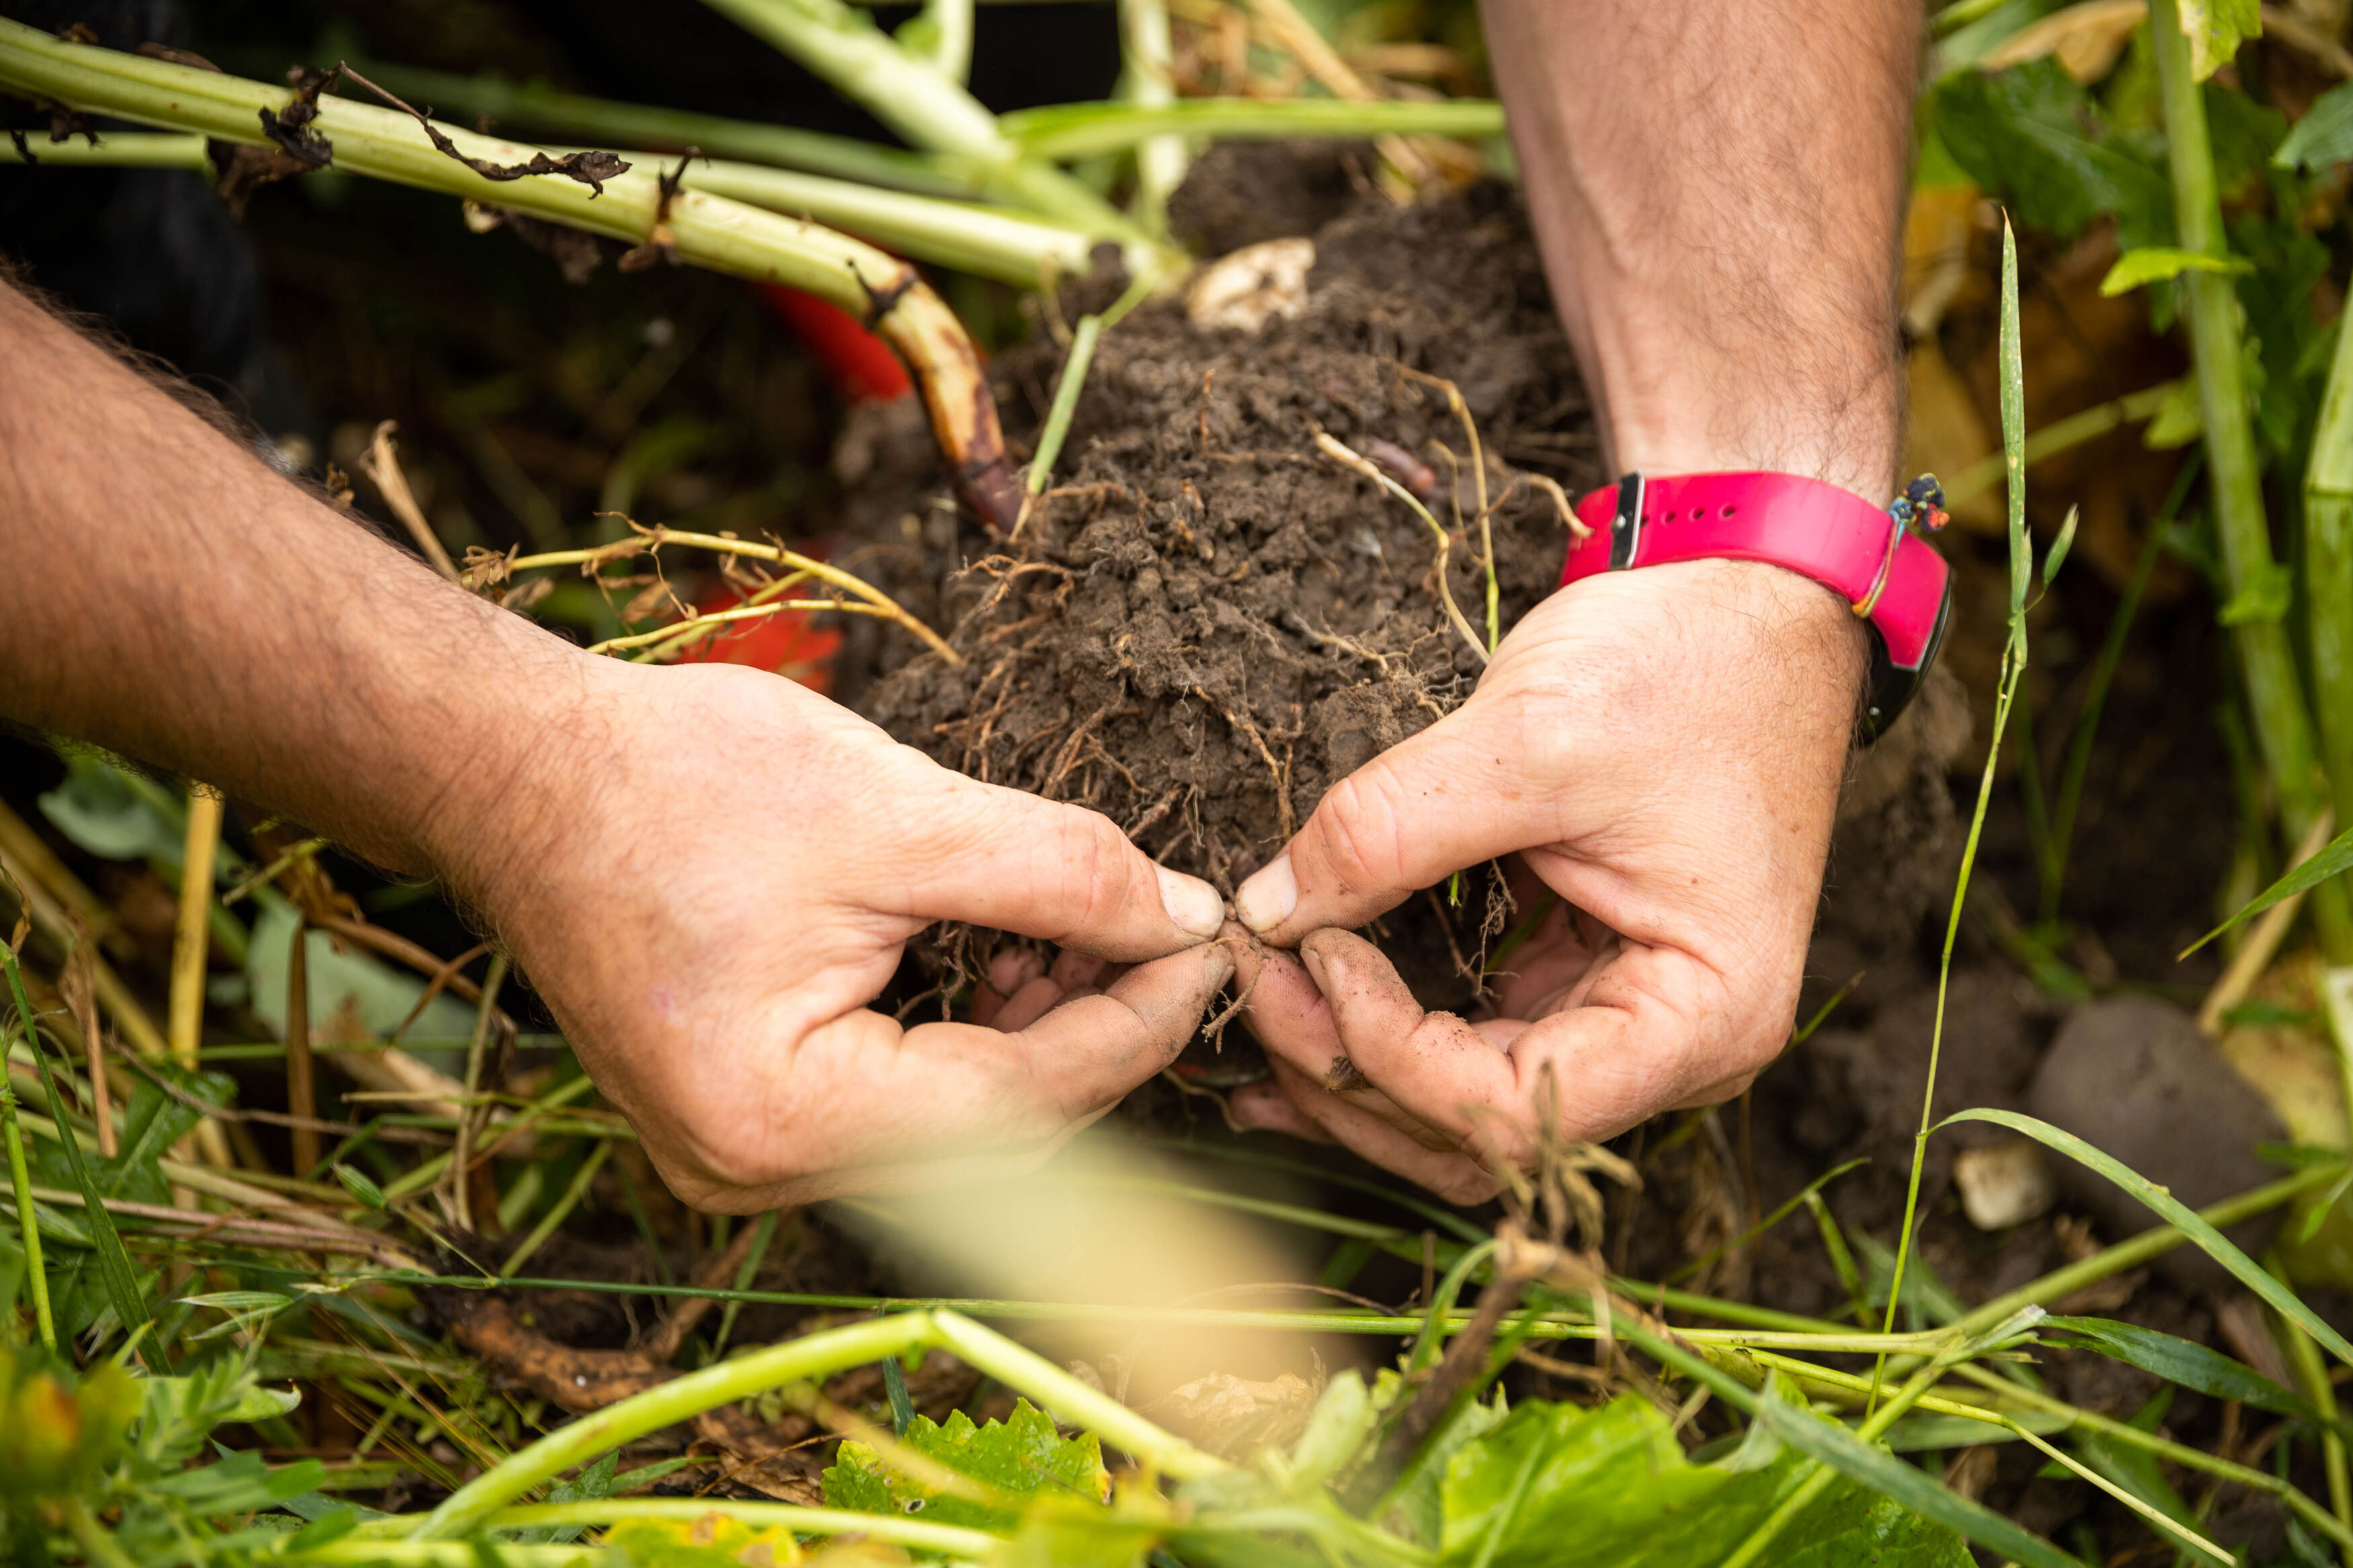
[1560,472,1953,737]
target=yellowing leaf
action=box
[607,1513,803,1567]
[2100,246,2253,294]
[2179,0,2260,80]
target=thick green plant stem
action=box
[414,1309,1224,1539]
[0,1083,54,1348]
[345,60,975,195]
[2151,0,2353,958]
[2308,274,2353,859]
[1119,0,1187,232]
[999,97,1506,160]
[696,0,1170,267]
[0,129,211,169]
[0,22,1023,529]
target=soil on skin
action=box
[858,175,1599,1006]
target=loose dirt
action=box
[857,174,1599,1007]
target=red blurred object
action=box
[673,578,842,692]
[758,284,912,404]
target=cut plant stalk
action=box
[2150,0,2353,957]
[0,22,1026,531]
[167,785,232,1170]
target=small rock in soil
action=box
[2027,994,2286,1291]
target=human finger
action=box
[679,942,1236,1209]
[900,770,1225,960]
[1305,927,1733,1164]
[973,947,1047,1027]
[1242,1059,1503,1206]
[1231,710,1527,946]
[1228,925,1452,1147]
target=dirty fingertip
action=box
[1234,854,1297,934]
[1156,863,1226,940]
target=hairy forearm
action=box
[0,279,581,885]
[1483,0,1918,501]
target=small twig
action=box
[358,422,460,582]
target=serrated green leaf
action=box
[1435,1394,1976,1567]
[2179,0,2260,81]
[2100,245,2254,294]
[1931,59,2172,246]
[1941,1109,2353,1369]
[821,1399,1108,1532]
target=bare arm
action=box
[1485,0,1918,501]
[1229,2,1919,1195]
[0,280,1231,1209]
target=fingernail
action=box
[1156,864,1226,940]
[1301,941,1334,992]
[1234,854,1297,934]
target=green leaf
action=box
[2100,245,2254,294]
[821,1399,1109,1532]
[1745,1384,2077,1568]
[2218,557,2295,624]
[285,1510,358,1551]
[2043,1315,2341,1430]
[2042,504,2080,585]
[1930,60,2172,246]
[1435,1393,1977,1567]
[2278,81,2353,170]
[3,950,153,1368]
[2179,0,2261,81]
[2145,376,2205,448]
[1940,1109,2353,1369]
[150,1450,327,1514]
[2182,821,2353,954]
[332,1163,389,1210]
[2001,216,2029,616]
[606,1515,804,1567]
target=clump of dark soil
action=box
[858,178,1599,1004]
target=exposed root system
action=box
[860,179,1598,1007]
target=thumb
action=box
[1232,711,1526,946]
[903,774,1226,961]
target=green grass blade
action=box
[2,949,155,1368]
[2043,1314,2350,1440]
[1999,216,2030,617]
[1942,1108,2353,1366]
[1623,1323,2076,1568]
[2179,821,2353,955]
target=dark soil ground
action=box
[1,107,2323,1551]
[828,147,2321,1556]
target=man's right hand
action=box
[451,659,1234,1212]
